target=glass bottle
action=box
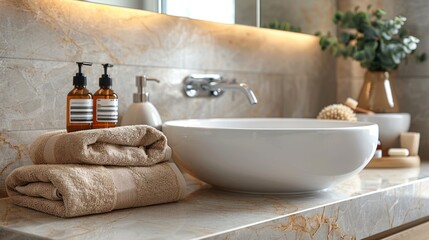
[93,63,118,129]
[66,62,93,132]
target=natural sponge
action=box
[317,104,357,121]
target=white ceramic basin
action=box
[163,118,378,193]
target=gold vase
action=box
[357,71,399,113]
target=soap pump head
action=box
[99,63,114,88]
[134,76,160,103]
[73,62,92,86]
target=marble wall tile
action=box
[0,58,287,131]
[0,0,335,129]
[336,58,365,79]
[0,130,52,198]
[336,77,365,103]
[283,74,336,118]
[0,0,330,76]
[261,0,337,35]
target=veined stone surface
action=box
[0,130,49,198]
[1,165,429,239]
[0,0,332,75]
[0,59,286,131]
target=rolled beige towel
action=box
[30,125,171,166]
[6,162,187,218]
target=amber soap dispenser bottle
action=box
[66,62,93,132]
[93,63,118,129]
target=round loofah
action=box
[317,104,357,121]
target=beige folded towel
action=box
[6,162,187,218]
[30,125,171,166]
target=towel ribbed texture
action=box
[6,126,186,218]
[30,125,171,166]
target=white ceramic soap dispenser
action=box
[121,76,162,130]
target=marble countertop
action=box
[1,164,429,240]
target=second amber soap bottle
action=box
[93,64,118,129]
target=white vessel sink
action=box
[163,118,378,193]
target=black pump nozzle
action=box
[73,62,92,86]
[99,63,114,87]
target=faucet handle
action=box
[183,74,224,97]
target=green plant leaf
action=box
[333,12,343,24]
[373,9,385,19]
[338,32,353,44]
[316,5,425,71]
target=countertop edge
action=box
[201,176,429,239]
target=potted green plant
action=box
[317,6,425,113]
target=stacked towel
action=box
[30,125,171,166]
[6,163,186,218]
[6,126,186,218]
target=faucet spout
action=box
[211,82,258,104]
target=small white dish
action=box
[357,113,410,151]
[163,118,378,193]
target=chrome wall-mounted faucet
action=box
[183,74,258,104]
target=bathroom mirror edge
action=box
[78,0,335,35]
